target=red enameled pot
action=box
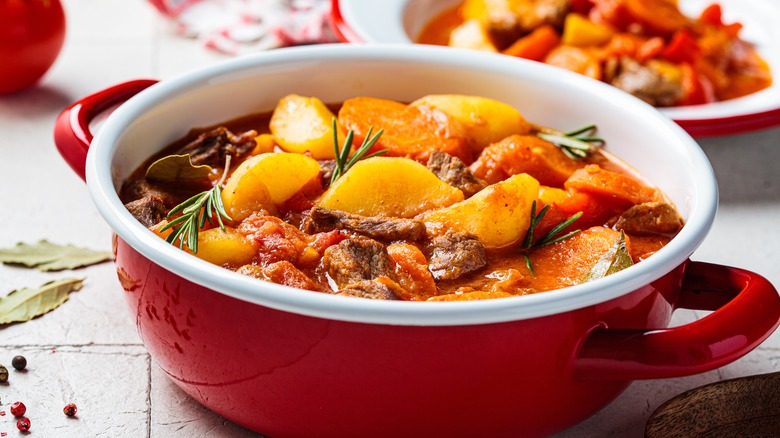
[53,45,780,437]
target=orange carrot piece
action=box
[564,164,657,208]
[337,96,473,164]
[502,25,561,62]
[469,134,584,187]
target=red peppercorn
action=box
[16,416,31,431]
[63,402,78,417]
[9,401,26,417]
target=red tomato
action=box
[0,0,66,94]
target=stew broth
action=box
[120,95,682,301]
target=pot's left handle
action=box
[54,80,158,181]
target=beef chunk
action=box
[302,207,426,241]
[125,195,167,228]
[610,58,684,107]
[426,150,486,198]
[336,277,403,300]
[614,202,684,236]
[121,179,177,206]
[323,237,393,288]
[318,159,337,189]
[428,230,487,281]
[176,127,258,166]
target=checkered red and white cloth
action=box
[146,0,338,55]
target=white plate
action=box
[331,0,780,137]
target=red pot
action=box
[54,45,780,437]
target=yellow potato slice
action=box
[221,152,321,220]
[410,94,531,151]
[448,19,498,52]
[420,173,540,248]
[317,156,464,218]
[194,227,257,266]
[269,94,337,159]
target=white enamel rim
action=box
[86,44,718,327]
[334,0,780,130]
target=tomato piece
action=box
[663,30,701,64]
[679,63,716,106]
[699,3,723,27]
[624,0,689,37]
[0,0,66,94]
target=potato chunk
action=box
[222,152,321,220]
[410,94,531,151]
[270,94,337,159]
[317,156,464,218]
[449,19,498,52]
[420,173,540,248]
[194,227,257,267]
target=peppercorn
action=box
[0,364,8,383]
[16,416,31,432]
[63,403,77,417]
[10,401,26,417]
[11,355,26,371]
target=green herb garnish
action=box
[331,118,387,185]
[160,160,233,254]
[537,124,604,160]
[521,200,583,275]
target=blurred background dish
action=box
[331,0,780,137]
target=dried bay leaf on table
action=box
[0,240,112,271]
[0,278,84,325]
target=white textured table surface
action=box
[1,1,778,436]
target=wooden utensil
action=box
[646,372,780,437]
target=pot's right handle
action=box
[54,79,158,181]
[574,261,780,381]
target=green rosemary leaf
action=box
[521,201,583,275]
[537,123,604,161]
[330,118,386,185]
[537,211,583,247]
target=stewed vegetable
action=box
[418,0,772,106]
[120,94,683,301]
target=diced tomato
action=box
[663,30,701,64]
[699,3,723,26]
[570,0,595,15]
[679,63,716,106]
[699,3,742,37]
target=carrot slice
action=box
[337,96,473,164]
[624,0,689,37]
[502,25,561,62]
[564,164,657,208]
[469,134,584,187]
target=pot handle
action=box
[573,261,780,381]
[54,79,158,181]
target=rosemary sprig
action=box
[330,118,387,185]
[521,200,583,275]
[159,159,233,254]
[537,124,604,160]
